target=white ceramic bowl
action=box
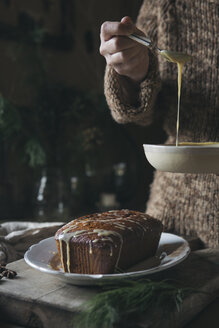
[143,143,219,174]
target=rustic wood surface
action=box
[0,247,219,328]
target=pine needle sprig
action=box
[73,278,199,328]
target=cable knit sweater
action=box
[104,0,219,248]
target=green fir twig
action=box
[73,279,203,328]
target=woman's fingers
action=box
[100,21,133,41]
[120,16,133,25]
[121,16,146,37]
[100,36,135,56]
[107,45,149,82]
[100,16,146,56]
[106,46,142,66]
[100,17,149,82]
[107,48,147,79]
[100,17,134,41]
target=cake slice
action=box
[55,209,163,274]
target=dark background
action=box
[0,0,165,222]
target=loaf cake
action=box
[55,209,163,274]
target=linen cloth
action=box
[0,221,63,264]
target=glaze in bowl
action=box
[143,143,219,174]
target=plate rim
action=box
[24,232,190,280]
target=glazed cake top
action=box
[55,209,162,244]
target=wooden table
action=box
[0,247,219,328]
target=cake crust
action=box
[55,209,163,274]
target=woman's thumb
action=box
[121,16,133,25]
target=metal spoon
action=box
[128,33,192,63]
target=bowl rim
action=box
[143,143,219,153]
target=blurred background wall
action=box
[0,0,165,221]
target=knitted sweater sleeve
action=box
[104,0,161,126]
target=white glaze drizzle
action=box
[115,235,123,268]
[66,241,71,272]
[93,229,123,264]
[57,210,150,272]
[93,228,122,238]
[100,237,113,243]
[93,237,114,256]
[125,218,147,232]
[58,228,123,272]
[91,230,124,267]
[113,223,126,230]
[89,240,93,254]
[58,229,87,272]
[59,229,87,242]
[110,245,113,257]
[59,239,65,269]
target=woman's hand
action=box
[100,16,149,83]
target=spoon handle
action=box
[128,33,161,52]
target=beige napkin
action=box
[0,221,64,264]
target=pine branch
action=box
[73,279,203,328]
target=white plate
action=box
[143,143,219,174]
[24,233,190,286]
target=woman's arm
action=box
[100,16,149,84]
[101,0,161,126]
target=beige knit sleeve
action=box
[104,0,161,126]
